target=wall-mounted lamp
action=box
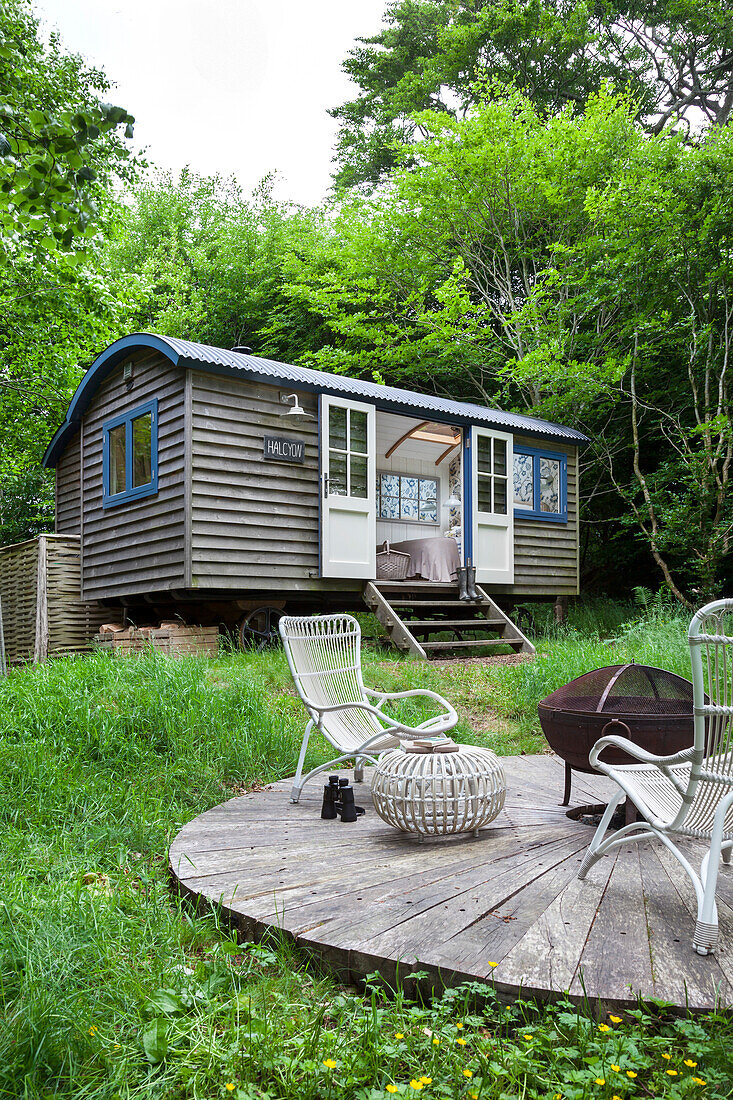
[280,393,313,420]
[444,491,461,510]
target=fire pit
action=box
[538,662,696,809]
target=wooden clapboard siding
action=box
[81,350,186,599]
[497,435,579,598]
[190,371,320,587]
[55,432,82,535]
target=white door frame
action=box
[470,426,514,585]
[320,394,376,579]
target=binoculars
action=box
[321,775,366,823]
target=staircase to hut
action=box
[363,581,535,660]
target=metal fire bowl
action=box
[538,696,695,774]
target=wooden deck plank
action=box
[169,755,733,1012]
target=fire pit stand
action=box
[538,662,697,824]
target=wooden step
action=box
[422,638,522,650]
[386,599,481,609]
[407,618,506,629]
[363,580,535,661]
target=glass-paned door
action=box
[321,395,376,578]
[471,427,514,585]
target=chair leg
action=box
[290,721,313,803]
[722,841,732,866]
[354,756,364,783]
[578,790,624,880]
[693,792,733,954]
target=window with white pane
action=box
[475,435,508,514]
[328,405,368,498]
[377,473,439,523]
[512,446,567,521]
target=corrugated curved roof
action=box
[43,333,589,466]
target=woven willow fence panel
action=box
[0,535,112,663]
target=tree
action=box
[105,170,331,363]
[292,89,733,599]
[331,0,733,189]
[0,0,136,543]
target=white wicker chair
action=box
[279,614,458,804]
[579,598,733,955]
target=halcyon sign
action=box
[263,435,305,463]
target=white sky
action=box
[34,0,387,206]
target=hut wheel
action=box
[238,607,284,651]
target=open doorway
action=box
[376,412,463,583]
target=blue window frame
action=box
[102,399,158,507]
[513,444,567,523]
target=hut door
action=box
[469,427,514,585]
[320,395,376,578]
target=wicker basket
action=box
[376,541,410,581]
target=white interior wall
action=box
[375,412,460,544]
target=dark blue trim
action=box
[102,399,159,508]
[318,393,324,577]
[513,444,568,523]
[462,432,473,566]
[43,334,180,467]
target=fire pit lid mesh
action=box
[540,662,693,716]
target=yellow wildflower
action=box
[598,1024,610,1032]
[419,1078,432,1085]
[662,1053,672,1060]
[225,1087,235,1094]
[409,1083,423,1092]
[113,1043,120,1051]
[524,1034,533,1041]
[685,1060,698,1068]
[387,1087,398,1095]
[610,1064,620,1072]
[595,1079,606,1087]
[626,1070,637,1079]
[432,1037,440,1046]
[691,1078,707,1086]
[395,1033,404,1040]
[488,961,498,968]
[667,1070,679,1076]
[456,1021,464,1029]
[613,1096,623,1100]
[88,1026,97,1036]
[323,1059,337,1069]
[609,1015,623,1023]
[457,1037,467,1046]
[463,1069,473,1078]
[470,1094,479,1100]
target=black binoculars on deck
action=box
[321,775,366,823]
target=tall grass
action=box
[0,605,728,1098]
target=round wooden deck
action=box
[169,755,733,1012]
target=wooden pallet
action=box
[363,581,534,659]
[95,623,220,658]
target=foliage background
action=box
[1,0,732,601]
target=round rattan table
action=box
[370,746,506,838]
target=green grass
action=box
[0,599,731,1099]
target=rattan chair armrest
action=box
[364,686,457,717]
[590,734,695,770]
[312,697,457,738]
